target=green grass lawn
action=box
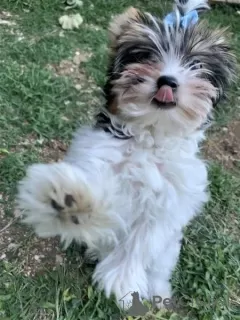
[0,1,239,319]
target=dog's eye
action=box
[189,60,203,70]
[132,77,145,85]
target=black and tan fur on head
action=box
[96,0,237,136]
[108,7,140,53]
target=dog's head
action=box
[103,0,236,135]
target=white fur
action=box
[17,114,209,308]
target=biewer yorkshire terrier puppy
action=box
[17,0,236,309]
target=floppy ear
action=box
[210,28,237,101]
[108,7,141,50]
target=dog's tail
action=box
[174,0,210,14]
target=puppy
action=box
[17,0,236,309]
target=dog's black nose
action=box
[157,76,178,89]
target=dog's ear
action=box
[108,7,141,50]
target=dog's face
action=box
[104,7,236,133]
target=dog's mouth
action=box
[152,85,177,109]
[152,99,177,109]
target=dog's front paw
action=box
[17,162,94,234]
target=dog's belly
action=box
[113,152,208,227]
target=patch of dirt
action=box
[7,134,67,162]
[40,139,67,162]
[204,120,240,241]
[0,137,69,275]
[0,197,85,277]
[203,120,240,170]
[0,216,67,276]
[0,126,91,275]
[46,49,96,92]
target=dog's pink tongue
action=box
[154,85,174,103]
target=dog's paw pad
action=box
[51,199,64,211]
[65,194,75,207]
[70,215,79,225]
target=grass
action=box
[0,1,239,319]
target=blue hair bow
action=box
[164,10,198,29]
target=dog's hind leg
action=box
[147,232,182,309]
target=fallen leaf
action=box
[59,14,83,30]
[0,148,9,154]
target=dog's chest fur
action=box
[67,127,208,227]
